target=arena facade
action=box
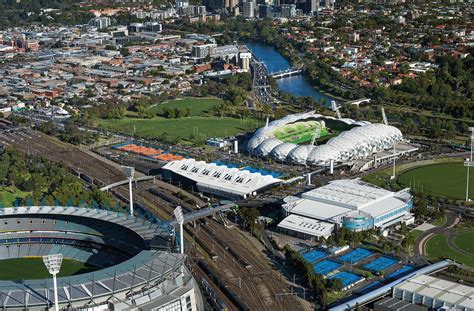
[247,111,403,166]
[0,206,200,311]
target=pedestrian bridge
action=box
[270,68,303,79]
[100,176,155,191]
[169,203,236,226]
[346,98,371,107]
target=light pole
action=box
[43,254,63,311]
[121,166,135,216]
[174,206,184,254]
[465,127,474,202]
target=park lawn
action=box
[425,233,474,268]
[0,258,100,280]
[453,229,474,255]
[409,229,423,241]
[430,215,447,227]
[398,163,473,200]
[99,116,262,142]
[0,186,31,207]
[151,98,223,117]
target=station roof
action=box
[162,159,282,197]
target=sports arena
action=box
[0,206,199,310]
[247,111,403,166]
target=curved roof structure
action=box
[247,112,403,166]
[0,206,191,310]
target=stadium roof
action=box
[283,179,411,224]
[162,159,282,198]
[394,275,474,309]
[278,214,334,238]
[0,207,184,309]
[247,111,403,166]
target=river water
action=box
[245,41,335,105]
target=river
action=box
[245,41,335,105]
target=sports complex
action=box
[247,111,404,166]
[0,206,199,310]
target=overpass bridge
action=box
[270,68,303,79]
[100,176,156,191]
[169,203,236,226]
[346,98,371,107]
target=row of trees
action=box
[0,147,117,209]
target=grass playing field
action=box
[0,258,100,280]
[398,163,473,200]
[151,98,222,116]
[273,121,330,144]
[99,116,261,143]
[99,97,262,143]
[0,186,31,207]
[425,230,474,267]
[453,230,474,256]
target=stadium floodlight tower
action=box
[465,127,474,202]
[122,165,135,216]
[43,254,63,311]
[174,206,184,254]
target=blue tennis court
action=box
[386,265,414,279]
[363,256,398,272]
[302,249,327,263]
[329,271,362,288]
[313,260,342,275]
[338,248,373,264]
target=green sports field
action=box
[151,98,222,116]
[273,121,330,144]
[0,258,100,280]
[398,163,473,200]
[100,116,261,143]
[99,97,262,143]
[425,229,474,267]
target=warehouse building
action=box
[278,179,413,239]
[393,274,474,310]
[162,159,282,199]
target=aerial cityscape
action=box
[0,0,472,310]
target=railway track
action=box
[0,129,301,310]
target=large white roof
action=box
[277,214,335,238]
[283,179,410,223]
[162,159,282,198]
[394,275,474,309]
[247,112,402,166]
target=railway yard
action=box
[0,128,302,311]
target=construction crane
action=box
[331,100,342,119]
[381,106,388,125]
[310,125,321,146]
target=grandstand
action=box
[0,206,200,310]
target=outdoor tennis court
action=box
[363,256,398,272]
[338,248,373,264]
[329,271,362,288]
[385,265,414,280]
[313,260,342,276]
[302,249,327,263]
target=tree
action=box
[239,207,259,230]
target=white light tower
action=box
[174,206,184,254]
[122,166,135,216]
[465,127,474,202]
[43,254,63,311]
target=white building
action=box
[279,179,413,239]
[89,17,112,30]
[243,1,255,18]
[162,159,282,199]
[393,275,474,310]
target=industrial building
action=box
[393,274,474,310]
[162,159,282,199]
[278,179,413,239]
